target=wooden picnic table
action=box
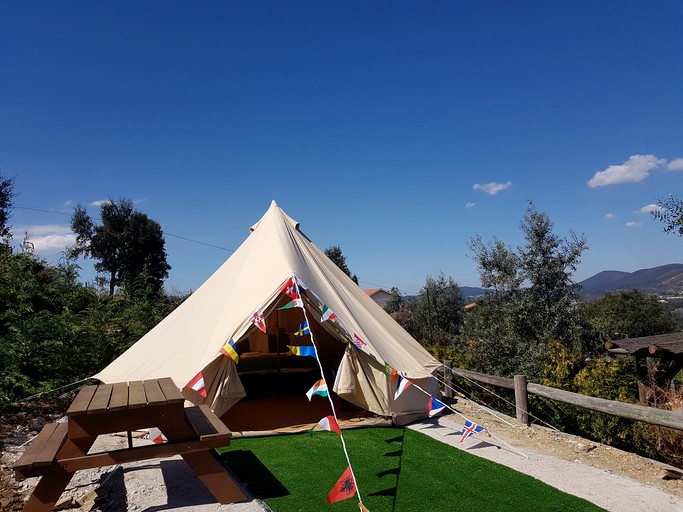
[14,377,248,512]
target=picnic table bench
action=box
[14,377,248,512]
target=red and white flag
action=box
[352,333,366,352]
[187,371,207,398]
[251,311,267,333]
[321,304,337,322]
[280,277,299,299]
[147,427,163,444]
[312,415,341,435]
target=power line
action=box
[14,203,234,253]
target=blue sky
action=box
[1,1,681,295]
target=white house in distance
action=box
[364,288,392,309]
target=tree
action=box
[0,173,15,246]
[412,273,464,347]
[324,245,359,284]
[384,287,404,314]
[577,290,680,354]
[652,194,683,236]
[463,202,588,378]
[69,199,171,296]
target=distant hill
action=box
[460,286,485,299]
[579,263,683,298]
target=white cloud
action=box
[465,202,476,208]
[625,221,642,228]
[605,212,616,219]
[668,158,683,171]
[472,181,512,195]
[90,198,145,207]
[635,204,664,214]
[587,154,666,188]
[13,225,76,253]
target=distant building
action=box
[364,288,392,309]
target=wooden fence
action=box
[442,361,683,432]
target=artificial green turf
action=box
[217,427,604,512]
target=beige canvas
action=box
[94,201,441,420]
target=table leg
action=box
[181,450,250,504]
[161,420,249,504]
[22,436,96,512]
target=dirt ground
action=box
[1,396,682,511]
[449,398,683,500]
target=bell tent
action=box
[94,201,442,431]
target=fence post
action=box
[514,375,529,426]
[443,360,453,399]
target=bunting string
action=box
[433,371,561,433]
[405,378,529,458]
[293,275,366,507]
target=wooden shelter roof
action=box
[605,332,683,358]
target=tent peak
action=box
[250,201,300,233]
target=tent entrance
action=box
[220,394,391,436]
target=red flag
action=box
[280,277,299,299]
[187,371,207,398]
[251,311,266,333]
[327,466,357,504]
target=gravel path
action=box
[4,403,682,511]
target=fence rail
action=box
[444,363,683,432]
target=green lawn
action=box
[217,427,604,512]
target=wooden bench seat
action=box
[14,422,69,480]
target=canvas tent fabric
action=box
[94,201,441,421]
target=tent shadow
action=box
[218,450,290,499]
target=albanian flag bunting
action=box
[327,466,357,504]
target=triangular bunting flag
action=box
[352,333,366,352]
[294,321,310,337]
[310,415,341,435]
[251,311,266,333]
[384,363,397,382]
[394,375,413,400]
[287,345,317,359]
[187,371,207,398]
[321,304,337,322]
[280,277,299,299]
[277,298,303,310]
[306,379,328,401]
[427,396,446,417]
[327,465,356,504]
[220,338,240,363]
[146,427,163,444]
[459,419,485,443]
